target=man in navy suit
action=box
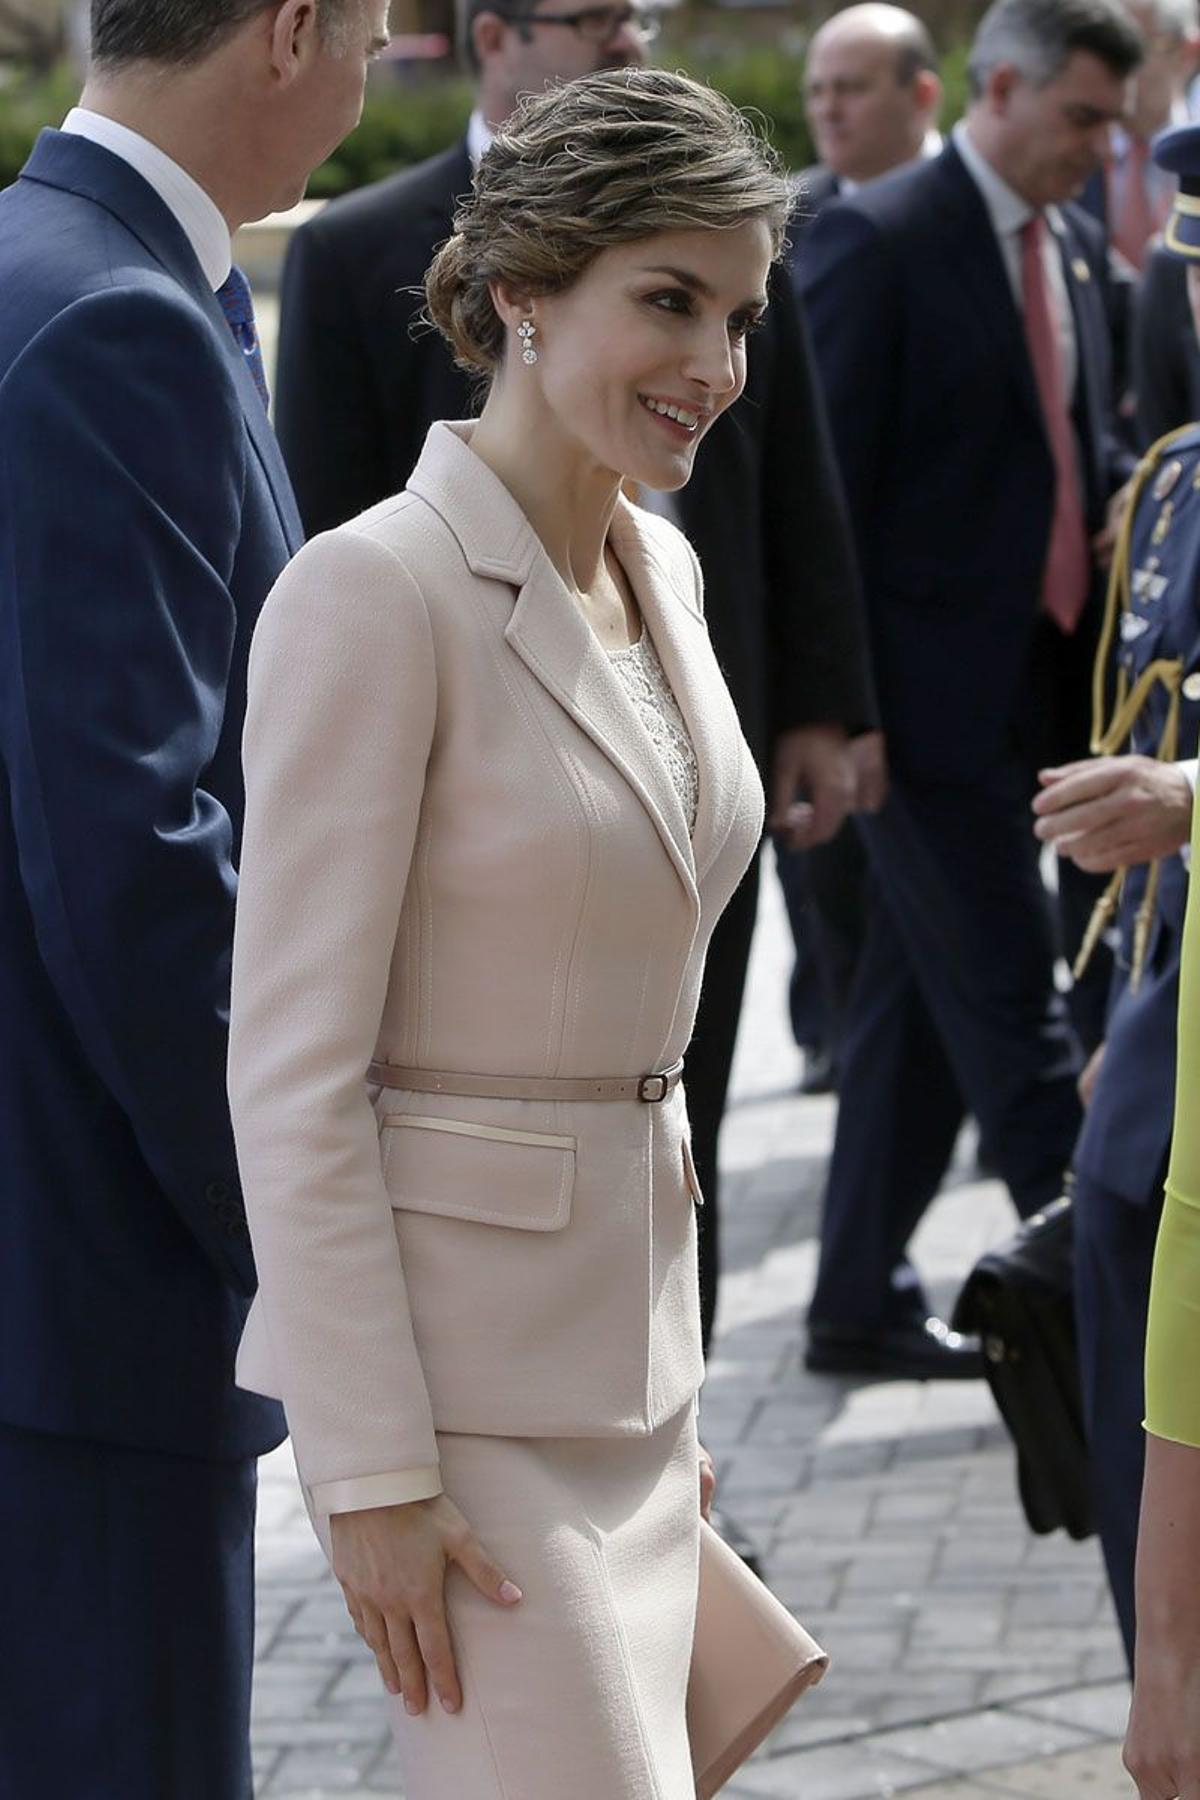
[796,3,943,233]
[0,1,388,1792]
[1033,121,1200,1668]
[797,0,1142,1378]
[782,3,941,1097]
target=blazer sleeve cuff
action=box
[309,1465,443,1516]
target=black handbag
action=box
[952,1196,1094,1541]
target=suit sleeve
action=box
[274,219,391,535]
[228,527,442,1502]
[760,270,878,738]
[796,203,900,574]
[0,287,258,1293]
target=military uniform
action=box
[1073,416,1200,1663]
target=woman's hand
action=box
[698,1442,716,1522]
[330,1494,522,1714]
[1125,1640,1200,1797]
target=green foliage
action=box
[0,38,976,200]
[688,47,814,171]
[0,65,80,190]
[307,75,474,198]
[938,40,971,133]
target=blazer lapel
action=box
[408,423,699,909]
[195,282,306,552]
[934,145,1044,434]
[1052,208,1106,521]
[21,131,304,555]
[607,500,743,890]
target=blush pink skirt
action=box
[308,1404,700,1799]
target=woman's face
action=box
[526,219,774,491]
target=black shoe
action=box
[799,1047,837,1095]
[708,1507,763,1577]
[804,1315,985,1380]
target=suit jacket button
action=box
[1183,672,1200,701]
[206,1179,231,1204]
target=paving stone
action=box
[727,1742,948,1800]
[953,1741,1132,1797]
[873,1708,1094,1773]
[1010,1682,1129,1740]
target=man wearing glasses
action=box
[274,0,877,1562]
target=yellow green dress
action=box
[1147,802,1200,1448]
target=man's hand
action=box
[1033,756,1193,872]
[770,724,856,850]
[850,730,889,814]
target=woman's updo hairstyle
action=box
[425,66,793,376]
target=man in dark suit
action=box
[782,3,941,1094]
[275,1,877,1370]
[0,2,388,1792]
[795,2,942,232]
[797,0,1141,1378]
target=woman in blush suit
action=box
[228,67,792,1799]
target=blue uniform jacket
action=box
[0,131,297,1457]
[1075,423,1200,1205]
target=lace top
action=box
[609,631,699,836]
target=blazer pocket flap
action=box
[381,1114,575,1231]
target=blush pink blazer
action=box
[228,421,764,1514]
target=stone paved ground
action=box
[250,862,1131,1799]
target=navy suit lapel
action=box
[1054,208,1108,525]
[933,144,1045,435]
[20,130,303,554]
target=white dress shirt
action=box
[61,107,231,291]
[953,120,1077,406]
[467,107,494,170]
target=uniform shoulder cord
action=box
[1073,427,1192,992]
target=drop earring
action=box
[517,319,538,365]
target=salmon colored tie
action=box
[1021,213,1090,636]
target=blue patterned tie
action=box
[217,264,269,410]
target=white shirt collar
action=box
[467,108,495,170]
[61,107,232,290]
[953,119,1034,239]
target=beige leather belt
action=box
[366,1058,685,1104]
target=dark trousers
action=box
[810,769,1083,1333]
[688,850,761,1354]
[0,1423,257,1799]
[1073,1168,1164,1671]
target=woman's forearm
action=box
[1125,1433,1200,1795]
